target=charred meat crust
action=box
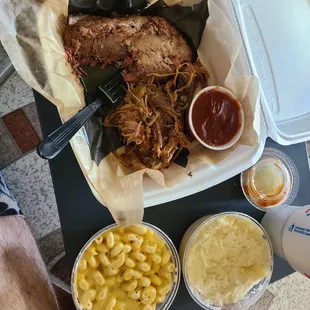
[64,15,193,81]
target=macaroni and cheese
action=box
[74,225,176,310]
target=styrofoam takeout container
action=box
[143,0,310,207]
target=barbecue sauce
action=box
[192,88,241,146]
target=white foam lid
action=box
[230,0,310,145]
[143,0,310,207]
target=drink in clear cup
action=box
[262,205,310,278]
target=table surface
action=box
[36,91,310,310]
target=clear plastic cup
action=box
[241,148,299,212]
[71,222,181,310]
[180,212,274,310]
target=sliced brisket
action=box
[64,15,193,81]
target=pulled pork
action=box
[104,62,208,170]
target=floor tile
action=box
[0,43,11,74]
[22,102,43,140]
[268,272,310,310]
[51,255,72,287]
[0,71,34,116]
[38,228,64,266]
[0,118,22,168]
[250,290,274,310]
[3,109,40,153]
[53,285,76,310]
[1,151,60,239]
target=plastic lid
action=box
[230,0,310,145]
[181,212,273,310]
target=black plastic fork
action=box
[37,69,124,160]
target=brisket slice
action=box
[64,15,193,81]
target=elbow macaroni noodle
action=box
[75,225,176,310]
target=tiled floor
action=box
[0,102,42,168]
[0,71,34,116]
[0,44,11,73]
[0,43,40,168]
[268,273,310,310]
[248,272,310,310]
[1,42,310,309]
[0,43,14,86]
[3,108,40,153]
[2,152,60,239]
[0,118,22,167]
[0,43,60,239]
[23,102,43,140]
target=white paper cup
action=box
[262,205,310,278]
[261,206,299,258]
[282,206,310,277]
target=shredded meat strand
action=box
[104,61,208,170]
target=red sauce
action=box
[191,89,241,146]
[242,184,288,207]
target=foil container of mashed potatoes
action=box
[71,223,181,310]
[179,212,273,310]
[241,148,299,212]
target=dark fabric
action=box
[0,173,23,217]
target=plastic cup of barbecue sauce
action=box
[187,86,244,150]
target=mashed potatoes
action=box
[185,214,272,306]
